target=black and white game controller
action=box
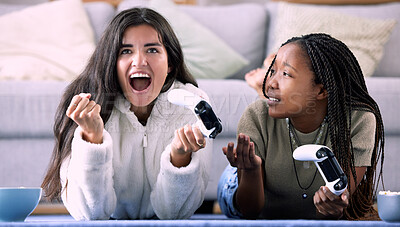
[167,89,222,139]
[293,144,348,196]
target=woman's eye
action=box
[269,69,276,77]
[147,48,158,53]
[120,49,131,55]
[283,72,291,77]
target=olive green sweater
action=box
[238,99,376,219]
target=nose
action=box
[266,73,278,90]
[131,52,147,67]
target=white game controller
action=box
[167,89,222,139]
[293,144,348,196]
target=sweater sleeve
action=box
[60,126,116,220]
[150,140,212,219]
[149,83,213,219]
[351,111,376,167]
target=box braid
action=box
[262,33,384,220]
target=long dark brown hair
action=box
[262,33,384,220]
[41,7,197,201]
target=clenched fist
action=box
[66,93,104,144]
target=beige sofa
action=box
[0,1,399,213]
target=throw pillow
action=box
[272,0,399,4]
[148,0,249,79]
[0,0,96,81]
[272,2,396,77]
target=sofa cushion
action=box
[0,0,96,81]
[0,138,54,187]
[365,77,400,135]
[265,2,400,77]
[365,77,400,192]
[198,79,259,138]
[118,0,250,80]
[0,1,115,44]
[83,2,116,43]
[273,0,399,3]
[198,79,258,200]
[179,3,268,80]
[273,2,396,78]
[0,3,30,16]
[0,81,68,138]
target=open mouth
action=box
[130,73,151,92]
[268,97,280,102]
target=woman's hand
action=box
[170,124,206,167]
[223,133,264,217]
[222,133,261,171]
[66,93,104,144]
[314,186,350,219]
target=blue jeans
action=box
[217,165,243,218]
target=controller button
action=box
[316,148,327,158]
[334,181,344,190]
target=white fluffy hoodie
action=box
[60,81,212,220]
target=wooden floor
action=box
[32,201,220,215]
[32,203,69,215]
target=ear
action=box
[316,84,328,100]
[168,66,171,74]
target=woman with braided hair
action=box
[217,33,384,220]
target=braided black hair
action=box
[262,33,384,220]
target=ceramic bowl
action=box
[377,191,400,222]
[0,187,42,222]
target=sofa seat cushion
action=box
[0,81,68,138]
[0,138,54,187]
[365,77,400,135]
[197,79,258,138]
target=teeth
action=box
[130,73,150,79]
[269,97,280,102]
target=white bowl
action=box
[0,187,42,222]
[377,191,400,222]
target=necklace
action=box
[286,118,328,199]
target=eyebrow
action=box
[120,43,162,48]
[283,61,297,72]
[145,43,162,47]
